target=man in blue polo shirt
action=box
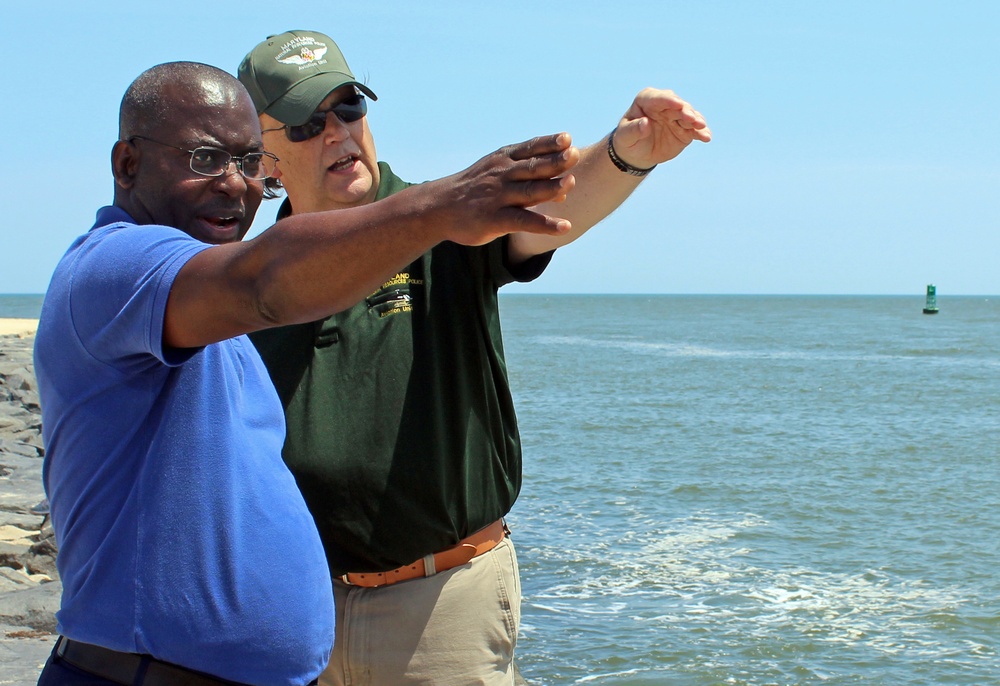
[34,60,579,685]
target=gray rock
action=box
[0,417,26,434]
[0,514,44,530]
[0,583,60,634]
[0,441,37,460]
[0,334,57,683]
[23,540,57,579]
[0,452,40,473]
[0,568,41,589]
[0,628,54,686]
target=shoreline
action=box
[0,320,39,337]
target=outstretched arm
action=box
[508,88,710,263]
[163,134,579,349]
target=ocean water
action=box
[501,295,1000,685]
[0,294,44,319]
[5,293,997,684]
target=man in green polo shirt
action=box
[238,30,711,685]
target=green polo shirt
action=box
[250,162,552,576]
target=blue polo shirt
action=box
[35,206,334,685]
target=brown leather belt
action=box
[54,636,262,685]
[340,519,508,588]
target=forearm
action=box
[252,191,440,323]
[508,134,642,262]
[507,87,710,265]
[164,191,441,348]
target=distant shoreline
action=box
[0,294,995,326]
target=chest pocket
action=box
[366,285,414,319]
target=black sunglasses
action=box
[263,94,368,143]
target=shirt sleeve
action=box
[489,236,554,288]
[67,224,210,367]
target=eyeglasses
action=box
[262,94,368,143]
[127,135,279,180]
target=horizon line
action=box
[4,292,999,298]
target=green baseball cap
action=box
[238,30,377,126]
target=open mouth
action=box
[204,216,239,229]
[194,215,243,242]
[328,155,357,172]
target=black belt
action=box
[55,636,258,686]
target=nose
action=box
[212,161,249,197]
[322,112,351,143]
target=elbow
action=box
[244,254,296,329]
[250,269,294,330]
[249,264,337,330]
[252,291,285,329]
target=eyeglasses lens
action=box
[189,148,227,175]
[188,148,275,180]
[239,155,267,180]
[287,95,367,143]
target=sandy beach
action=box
[0,320,38,337]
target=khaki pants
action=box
[321,536,521,686]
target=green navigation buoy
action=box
[922,284,939,315]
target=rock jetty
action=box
[0,331,58,685]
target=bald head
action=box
[119,62,249,140]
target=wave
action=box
[529,334,1000,368]
[518,511,993,683]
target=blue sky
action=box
[3,1,998,295]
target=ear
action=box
[111,139,139,190]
